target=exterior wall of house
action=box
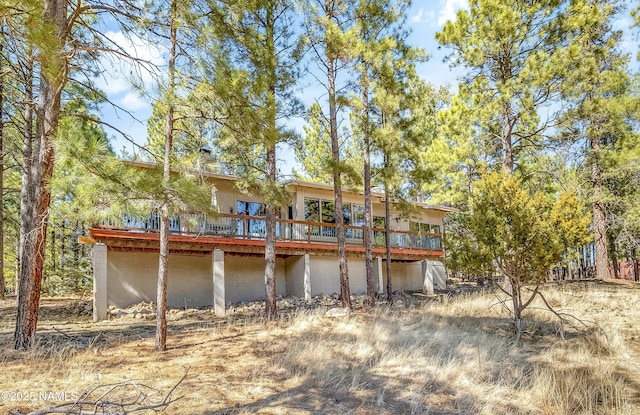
[384,262,425,291]
[104,250,288,309]
[307,256,367,295]
[106,251,213,309]
[381,259,447,293]
[224,255,287,303]
[93,171,451,319]
[285,255,307,298]
[102,249,442,309]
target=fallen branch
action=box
[9,370,188,415]
[533,290,605,340]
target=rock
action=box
[325,307,350,318]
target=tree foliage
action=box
[445,171,591,335]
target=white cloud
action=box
[103,30,164,66]
[119,91,149,111]
[438,0,469,26]
[94,30,165,96]
[412,8,424,23]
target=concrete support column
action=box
[422,260,434,295]
[213,249,225,317]
[374,257,384,294]
[433,261,447,290]
[303,253,312,301]
[92,244,108,322]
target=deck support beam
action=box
[422,260,434,295]
[92,244,108,322]
[303,253,312,301]
[213,249,226,317]
[374,257,384,294]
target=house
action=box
[88,162,454,321]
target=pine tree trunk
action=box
[632,247,638,282]
[325,23,350,309]
[18,52,34,304]
[263,7,278,319]
[384,186,392,303]
[51,223,57,272]
[362,79,374,307]
[591,135,609,281]
[15,0,66,349]
[502,97,514,175]
[156,208,169,351]
[264,148,277,318]
[609,233,619,279]
[0,40,4,300]
[156,0,177,352]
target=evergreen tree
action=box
[446,171,591,337]
[436,0,569,175]
[557,0,638,280]
[10,0,154,349]
[350,0,423,305]
[303,0,358,310]
[205,0,303,318]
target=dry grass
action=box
[1,280,640,414]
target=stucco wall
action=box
[382,261,424,291]
[224,255,286,303]
[381,259,446,292]
[307,256,367,295]
[107,251,213,309]
[103,249,439,311]
[106,251,287,309]
[285,255,306,298]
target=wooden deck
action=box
[90,213,444,261]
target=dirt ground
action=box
[1,279,639,415]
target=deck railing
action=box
[97,212,442,251]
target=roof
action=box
[120,160,457,213]
[123,159,239,182]
[284,179,458,213]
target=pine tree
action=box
[350,0,429,303]
[10,0,155,349]
[557,0,638,281]
[303,0,358,310]
[436,0,569,175]
[205,0,303,318]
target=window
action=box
[321,200,336,223]
[237,201,266,236]
[409,221,441,249]
[352,204,365,226]
[304,198,320,222]
[410,222,440,234]
[343,202,352,225]
[237,201,266,217]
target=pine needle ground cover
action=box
[1,280,639,415]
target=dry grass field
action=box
[1,279,640,414]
